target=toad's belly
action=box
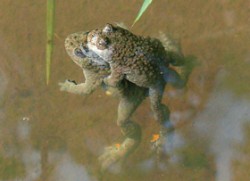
[125,71,159,88]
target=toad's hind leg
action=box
[99,85,146,171]
[149,82,175,159]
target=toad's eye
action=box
[74,48,85,58]
[103,23,114,33]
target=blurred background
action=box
[0,0,250,180]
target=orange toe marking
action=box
[150,134,160,142]
[115,143,121,149]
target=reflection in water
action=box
[21,146,41,181]
[53,153,96,181]
[7,71,250,181]
[0,69,7,98]
[194,71,250,181]
[15,120,96,181]
[17,119,41,181]
[17,118,30,141]
[0,68,7,120]
[138,132,185,171]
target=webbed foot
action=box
[151,133,166,159]
[98,138,140,171]
[151,121,175,162]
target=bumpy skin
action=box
[59,29,191,171]
[60,31,148,171]
[86,24,180,138]
[60,32,110,95]
[87,25,170,87]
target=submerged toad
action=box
[86,24,184,134]
[61,31,147,171]
[87,24,181,87]
[60,31,110,95]
[60,27,193,171]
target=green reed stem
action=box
[132,0,153,27]
[46,0,55,85]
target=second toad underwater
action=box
[59,23,194,171]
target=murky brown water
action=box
[0,0,250,180]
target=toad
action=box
[61,31,147,171]
[86,24,185,146]
[59,28,192,171]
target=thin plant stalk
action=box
[132,0,153,27]
[46,0,55,85]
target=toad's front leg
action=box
[103,64,124,87]
[59,69,103,95]
[59,80,101,95]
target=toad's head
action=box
[65,31,107,67]
[86,23,134,62]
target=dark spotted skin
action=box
[59,28,190,171]
[87,25,170,87]
[87,24,178,135]
[60,31,147,171]
[60,32,110,95]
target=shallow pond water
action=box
[0,0,250,180]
